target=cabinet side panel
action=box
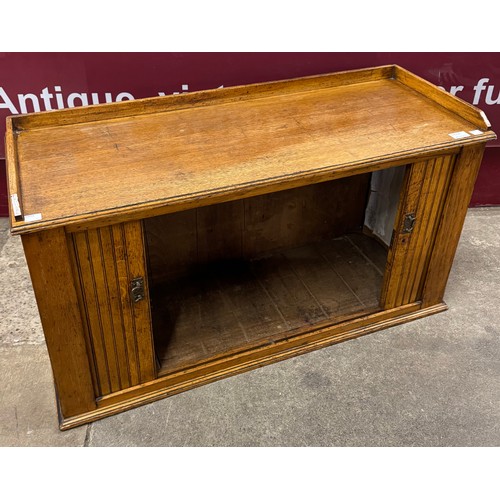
[422,144,486,307]
[381,154,456,309]
[72,221,156,397]
[21,229,96,418]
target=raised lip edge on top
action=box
[5,64,496,234]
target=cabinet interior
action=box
[144,167,406,375]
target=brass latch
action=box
[130,277,145,303]
[402,213,416,234]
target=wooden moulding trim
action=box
[10,65,493,133]
[58,301,448,430]
[393,65,494,131]
[98,302,419,404]
[13,142,492,237]
[11,65,395,131]
[5,117,23,225]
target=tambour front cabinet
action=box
[6,65,496,429]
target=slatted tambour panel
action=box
[381,154,456,309]
[71,220,156,397]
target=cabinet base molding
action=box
[59,301,446,430]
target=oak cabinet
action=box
[6,65,495,429]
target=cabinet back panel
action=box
[144,174,370,287]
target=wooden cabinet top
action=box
[6,65,496,235]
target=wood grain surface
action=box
[422,144,486,306]
[59,301,446,430]
[8,65,495,429]
[70,220,156,396]
[144,175,370,286]
[152,233,386,374]
[7,66,495,235]
[381,154,456,308]
[21,229,96,417]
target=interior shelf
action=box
[152,232,387,375]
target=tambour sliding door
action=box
[381,154,456,309]
[69,220,156,398]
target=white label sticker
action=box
[10,194,21,216]
[469,130,484,136]
[480,110,491,128]
[24,213,42,222]
[449,131,471,139]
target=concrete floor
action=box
[1,209,499,446]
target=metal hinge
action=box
[402,213,417,234]
[130,277,145,303]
